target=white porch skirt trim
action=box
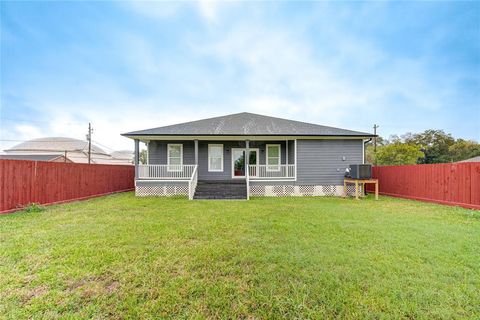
[135,182,363,198]
[135,185,188,197]
[249,185,363,197]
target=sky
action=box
[1,1,479,152]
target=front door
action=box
[232,148,258,178]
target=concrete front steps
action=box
[193,180,247,200]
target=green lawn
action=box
[1,193,479,319]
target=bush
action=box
[23,203,46,213]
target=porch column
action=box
[194,139,199,165]
[134,139,139,179]
[245,140,250,175]
[294,139,297,180]
[146,141,150,165]
[286,140,289,166]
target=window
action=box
[208,144,223,172]
[266,144,281,171]
[167,144,183,171]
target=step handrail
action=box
[188,165,198,200]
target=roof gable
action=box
[122,112,373,137]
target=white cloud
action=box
[197,1,220,23]
[191,19,456,132]
[14,124,43,140]
[124,1,185,19]
[123,0,226,24]
[3,1,476,153]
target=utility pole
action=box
[373,124,379,152]
[87,123,93,164]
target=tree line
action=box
[366,129,480,165]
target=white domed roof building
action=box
[110,150,134,162]
[4,137,133,165]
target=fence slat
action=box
[1,160,135,213]
[367,163,480,210]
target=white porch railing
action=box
[138,164,197,180]
[137,164,198,200]
[188,166,198,200]
[248,164,296,180]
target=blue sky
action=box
[1,1,479,151]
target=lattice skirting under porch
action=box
[249,185,363,197]
[135,181,188,197]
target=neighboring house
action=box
[110,150,134,164]
[458,156,480,163]
[122,112,375,199]
[3,137,133,165]
[0,153,73,163]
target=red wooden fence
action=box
[367,163,480,210]
[0,160,135,213]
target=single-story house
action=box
[458,156,480,163]
[122,112,375,199]
[0,153,73,163]
[4,137,133,165]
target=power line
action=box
[0,139,90,143]
[92,140,115,152]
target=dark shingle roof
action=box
[122,112,373,137]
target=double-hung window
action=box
[266,144,281,171]
[208,144,223,172]
[167,144,183,171]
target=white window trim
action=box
[208,144,224,172]
[167,144,183,172]
[266,144,281,172]
[231,148,259,178]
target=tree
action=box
[403,130,455,163]
[375,143,424,165]
[139,149,148,164]
[365,136,388,164]
[448,139,480,162]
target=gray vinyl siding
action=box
[146,138,363,184]
[296,139,363,185]
[288,140,295,164]
[148,141,195,165]
[198,141,240,180]
[148,140,291,180]
[197,141,290,180]
[254,141,287,165]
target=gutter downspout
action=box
[363,138,372,165]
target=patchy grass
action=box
[0,193,479,319]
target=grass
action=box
[0,193,479,319]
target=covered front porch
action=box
[133,139,297,199]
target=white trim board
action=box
[208,144,224,172]
[266,144,281,172]
[167,144,183,171]
[231,148,259,179]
